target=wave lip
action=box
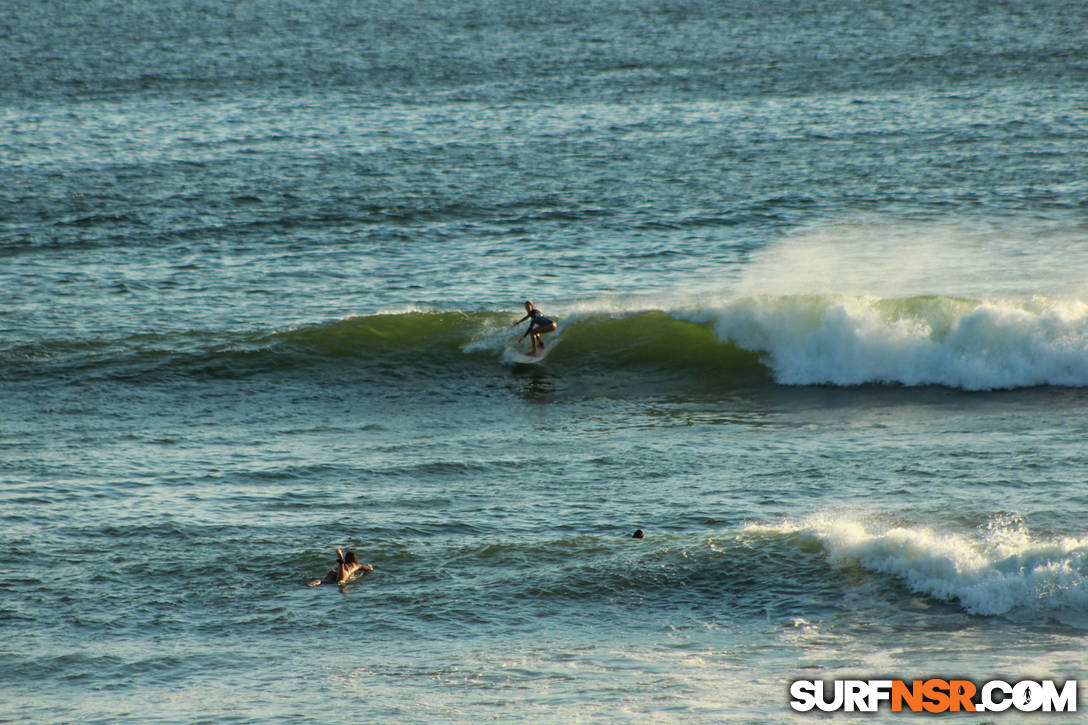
[748,514,1088,619]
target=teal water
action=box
[3,0,1088,722]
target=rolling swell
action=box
[347,516,1088,628]
[364,531,842,627]
[0,309,768,386]
[1,312,505,383]
[6,295,1088,390]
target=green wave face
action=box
[269,309,770,383]
[276,311,508,358]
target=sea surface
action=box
[3,0,1088,722]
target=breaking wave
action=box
[679,293,1088,390]
[6,294,1088,390]
[745,514,1088,619]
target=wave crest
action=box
[746,514,1088,618]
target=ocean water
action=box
[3,0,1088,722]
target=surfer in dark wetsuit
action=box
[515,300,557,355]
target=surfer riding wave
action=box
[514,300,557,355]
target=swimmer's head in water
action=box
[632,529,645,539]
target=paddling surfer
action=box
[514,300,557,355]
[308,548,373,586]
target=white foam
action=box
[688,215,1088,389]
[680,294,1088,389]
[460,323,517,354]
[747,514,1088,616]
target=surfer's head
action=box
[524,300,534,312]
[344,551,358,564]
[632,529,645,539]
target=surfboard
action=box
[506,346,551,364]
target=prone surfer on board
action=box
[308,548,373,586]
[513,300,557,355]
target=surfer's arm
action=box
[513,314,531,326]
[308,570,337,586]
